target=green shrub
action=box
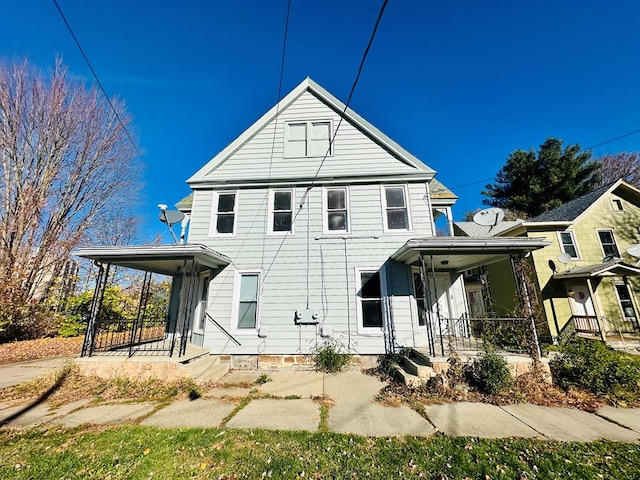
[469,349,512,394]
[550,338,640,401]
[311,339,352,373]
[376,346,412,377]
[58,314,86,337]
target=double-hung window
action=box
[212,191,237,235]
[558,231,579,259]
[357,269,384,331]
[236,272,260,331]
[269,189,294,234]
[323,187,349,233]
[598,229,620,258]
[382,185,410,231]
[285,121,332,157]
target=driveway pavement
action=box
[1,360,639,442]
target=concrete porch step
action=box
[179,355,230,384]
[401,356,435,379]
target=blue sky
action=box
[2,1,640,241]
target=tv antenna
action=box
[472,207,505,228]
[158,204,185,244]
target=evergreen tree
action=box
[482,138,600,217]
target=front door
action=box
[568,283,598,332]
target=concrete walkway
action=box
[1,363,639,441]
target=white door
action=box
[466,284,485,317]
[569,284,595,317]
[430,273,453,336]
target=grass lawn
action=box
[1,426,640,479]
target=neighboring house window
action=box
[269,189,294,234]
[323,187,350,233]
[382,185,410,231]
[212,191,237,235]
[236,273,260,330]
[285,121,332,157]
[558,231,579,259]
[612,198,624,211]
[357,270,383,330]
[615,284,637,321]
[598,229,620,258]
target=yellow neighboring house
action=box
[455,179,640,344]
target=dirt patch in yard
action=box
[0,337,83,365]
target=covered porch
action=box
[73,244,231,358]
[551,260,640,343]
[391,237,551,357]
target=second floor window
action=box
[270,189,294,234]
[382,185,410,231]
[559,231,579,259]
[598,229,620,258]
[324,187,349,233]
[285,121,332,157]
[214,192,236,235]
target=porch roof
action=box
[73,244,231,276]
[390,236,551,271]
[552,260,640,279]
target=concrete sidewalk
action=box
[1,364,639,442]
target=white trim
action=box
[193,271,210,334]
[209,190,238,237]
[230,270,262,335]
[381,184,412,233]
[322,186,351,234]
[355,266,385,335]
[267,188,295,236]
[557,230,580,260]
[284,119,334,158]
[596,228,621,259]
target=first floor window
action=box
[383,185,409,231]
[598,229,620,258]
[271,189,293,233]
[325,187,349,232]
[215,192,236,234]
[615,284,637,320]
[559,231,579,259]
[237,273,259,329]
[359,271,383,328]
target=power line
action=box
[310,0,389,184]
[52,0,171,203]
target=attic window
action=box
[612,198,624,211]
[285,121,332,157]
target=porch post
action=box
[430,254,445,356]
[510,255,541,360]
[587,278,607,342]
[81,262,110,357]
[419,254,435,356]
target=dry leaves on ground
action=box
[0,337,83,365]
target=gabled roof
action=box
[529,179,640,223]
[552,259,640,279]
[187,77,435,185]
[454,220,524,237]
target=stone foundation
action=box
[428,354,551,380]
[226,354,380,372]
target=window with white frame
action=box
[382,185,410,231]
[212,192,237,235]
[236,273,260,330]
[323,187,349,233]
[285,121,332,157]
[269,189,294,234]
[598,229,620,258]
[357,270,383,330]
[559,231,579,259]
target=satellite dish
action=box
[472,208,505,227]
[557,252,572,264]
[627,244,640,258]
[159,210,185,226]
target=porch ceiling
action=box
[552,260,640,279]
[391,237,551,272]
[73,244,231,276]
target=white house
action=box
[76,78,549,365]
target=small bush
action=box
[550,338,640,402]
[311,339,352,373]
[376,346,412,377]
[255,373,272,385]
[58,314,86,337]
[469,349,512,394]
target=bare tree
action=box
[594,152,640,187]
[0,58,141,337]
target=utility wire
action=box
[52,0,171,203]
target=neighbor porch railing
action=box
[572,315,600,334]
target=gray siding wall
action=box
[189,182,434,355]
[207,91,419,182]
